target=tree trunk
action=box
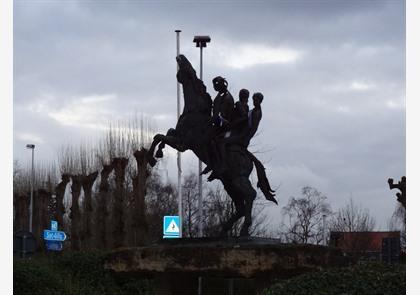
[32,189,50,250]
[111,157,129,249]
[70,175,83,251]
[96,164,113,249]
[132,149,150,246]
[14,193,29,232]
[55,174,70,230]
[80,171,98,250]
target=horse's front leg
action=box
[146,134,164,167]
[155,129,185,158]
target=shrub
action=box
[262,263,405,295]
[14,251,154,295]
[14,257,62,295]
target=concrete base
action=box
[104,237,347,294]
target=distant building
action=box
[329,231,401,263]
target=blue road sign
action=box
[163,216,180,238]
[45,240,63,251]
[43,230,66,241]
[51,220,58,231]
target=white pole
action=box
[175,29,183,238]
[198,45,203,238]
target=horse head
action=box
[176,54,212,115]
[176,54,196,84]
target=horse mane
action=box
[193,75,212,114]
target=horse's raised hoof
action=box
[155,149,163,158]
[147,155,157,167]
[200,165,212,175]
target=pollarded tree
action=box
[282,186,332,244]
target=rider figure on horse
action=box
[204,74,265,181]
[202,76,235,181]
[218,91,264,151]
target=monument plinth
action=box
[104,238,347,295]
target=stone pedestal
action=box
[104,237,347,295]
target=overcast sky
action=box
[13,0,405,230]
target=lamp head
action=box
[193,35,211,48]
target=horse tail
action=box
[247,151,277,205]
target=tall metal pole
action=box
[322,214,326,246]
[175,29,182,238]
[193,35,210,240]
[30,148,34,232]
[193,35,210,295]
[26,144,35,233]
[198,45,204,238]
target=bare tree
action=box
[13,159,57,244]
[180,173,271,238]
[388,203,406,248]
[80,171,98,249]
[181,173,200,238]
[130,148,150,246]
[95,164,113,249]
[95,115,154,248]
[13,114,156,250]
[328,198,377,255]
[330,198,376,232]
[145,172,178,241]
[70,175,83,250]
[282,186,332,244]
[55,173,70,232]
[13,161,28,232]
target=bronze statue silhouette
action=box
[234,89,250,121]
[147,54,276,237]
[201,76,235,181]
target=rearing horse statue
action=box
[147,54,277,237]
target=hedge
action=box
[261,263,405,295]
[14,251,154,295]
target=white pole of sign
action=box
[175,29,182,238]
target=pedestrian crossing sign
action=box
[163,216,180,238]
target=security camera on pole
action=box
[193,35,211,239]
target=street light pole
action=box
[193,35,210,295]
[193,35,211,239]
[26,144,35,233]
[175,29,182,238]
[322,214,327,246]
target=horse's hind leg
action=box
[231,177,256,237]
[220,182,245,237]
